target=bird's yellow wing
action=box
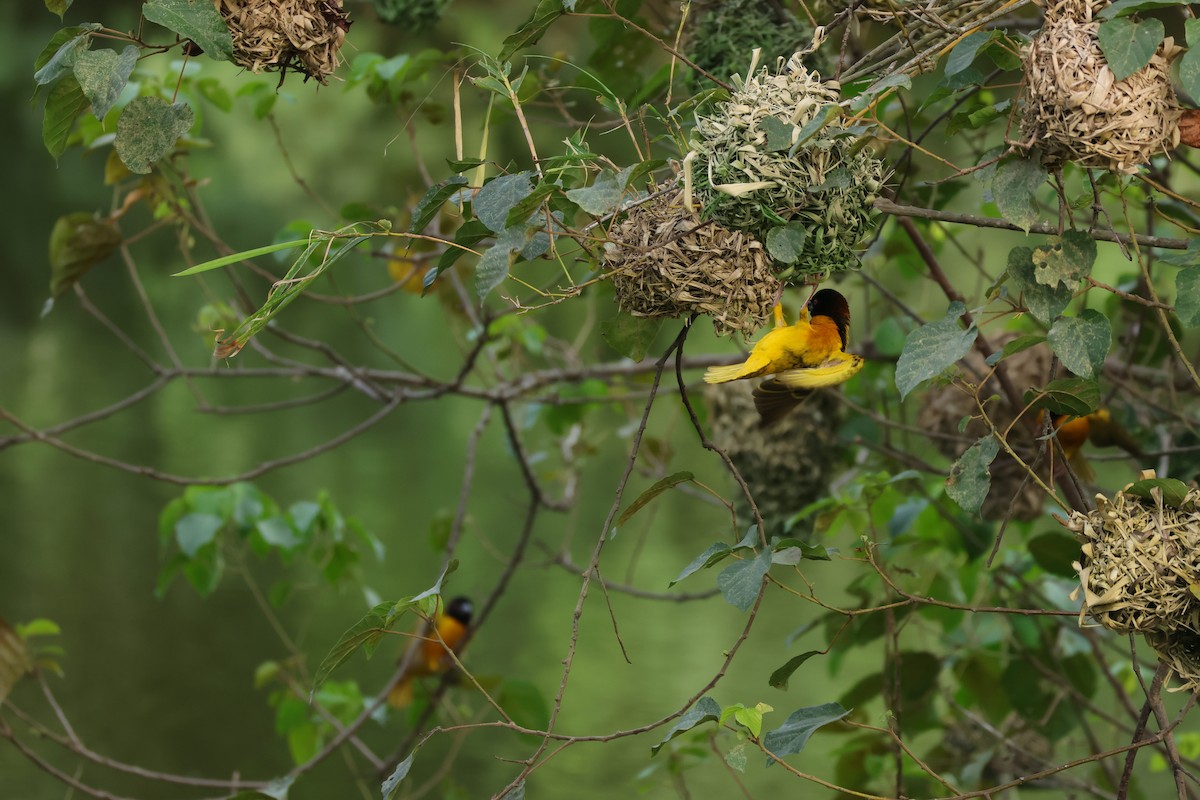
[774,353,864,390]
[703,324,810,384]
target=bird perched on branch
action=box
[703,288,864,426]
[1043,409,1145,482]
[387,596,473,708]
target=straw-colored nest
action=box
[689,54,885,282]
[918,334,1052,521]
[217,0,349,84]
[1020,0,1181,174]
[1068,487,1200,634]
[706,380,845,529]
[1146,628,1200,692]
[689,0,832,83]
[604,193,780,337]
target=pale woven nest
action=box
[918,334,1052,521]
[605,193,780,337]
[707,381,845,530]
[1067,487,1200,634]
[1021,0,1181,174]
[689,54,885,282]
[218,0,349,84]
[1145,628,1200,692]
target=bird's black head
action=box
[807,289,851,349]
[445,596,474,625]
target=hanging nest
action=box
[1145,628,1200,692]
[688,0,833,83]
[217,0,350,84]
[688,54,885,283]
[918,333,1052,521]
[706,380,845,531]
[1067,486,1200,634]
[1020,0,1181,174]
[370,0,451,30]
[604,193,780,337]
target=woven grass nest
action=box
[918,333,1052,521]
[218,0,349,84]
[1067,485,1200,636]
[1020,0,1181,174]
[604,192,780,337]
[706,380,844,530]
[1145,628,1200,691]
[688,54,885,282]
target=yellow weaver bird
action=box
[703,289,864,426]
[387,596,473,709]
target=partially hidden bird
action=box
[703,288,864,426]
[1041,409,1145,482]
[387,596,474,709]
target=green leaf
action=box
[475,226,524,300]
[0,619,32,705]
[176,512,223,557]
[381,751,416,800]
[475,172,533,233]
[894,301,978,399]
[945,435,1000,516]
[257,518,301,551]
[1024,378,1101,416]
[1096,17,1163,81]
[946,30,996,76]
[142,0,234,61]
[760,115,796,152]
[762,702,849,764]
[564,165,634,216]
[505,181,560,229]
[765,223,807,264]
[45,0,73,18]
[617,472,695,528]
[769,651,821,690]
[16,619,61,638]
[600,311,663,361]
[498,679,551,733]
[42,76,89,160]
[1180,20,1200,100]
[1033,230,1096,289]
[992,154,1046,232]
[788,105,840,155]
[669,542,733,587]
[1099,0,1190,19]
[717,548,771,612]
[410,176,467,233]
[769,538,831,565]
[651,696,722,755]
[312,601,401,692]
[1029,533,1081,578]
[985,333,1046,366]
[499,0,565,61]
[1047,310,1111,378]
[172,240,309,276]
[34,25,99,85]
[1125,477,1191,508]
[115,96,195,174]
[1177,265,1200,326]
[48,212,122,297]
[73,46,138,120]
[1007,245,1071,324]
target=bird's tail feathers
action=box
[703,363,752,384]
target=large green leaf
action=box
[498,0,565,62]
[945,435,1000,516]
[114,96,195,174]
[312,600,405,692]
[992,154,1046,232]
[33,24,99,85]
[48,211,122,297]
[73,46,138,120]
[600,311,663,361]
[1177,265,1200,326]
[409,176,468,233]
[762,702,849,763]
[651,697,722,755]
[894,302,978,399]
[717,548,771,612]
[945,30,997,76]
[669,542,733,587]
[42,76,89,160]
[1032,230,1096,289]
[765,223,808,264]
[1096,16,1163,81]
[1029,532,1081,578]
[474,172,533,233]
[768,651,821,690]
[564,165,634,216]
[1047,309,1111,379]
[1007,245,1071,324]
[1180,19,1200,101]
[142,0,234,61]
[1124,477,1191,508]
[616,472,695,528]
[45,0,74,19]
[1024,378,1101,416]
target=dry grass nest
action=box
[218,0,349,84]
[1021,0,1181,174]
[918,333,1052,521]
[604,193,780,337]
[1067,486,1200,635]
[688,54,885,282]
[1145,628,1200,692]
[706,380,844,530]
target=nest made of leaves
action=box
[604,193,780,337]
[1068,487,1200,634]
[218,0,349,84]
[689,0,832,83]
[1146,628,1200,692]
[706,380,845,529]
[918,334,1052,521]
[689,54,885,282]
[1020,0,1181,174]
